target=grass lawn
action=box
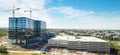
[0,52,47,55]
[110,41,120,50]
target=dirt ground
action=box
[0,36,108,55]
[49,48,107,55]
[0,36,47,51]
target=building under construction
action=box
[48,36,110,53]
[9,17,46,46]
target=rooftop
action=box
[50,36,108,42]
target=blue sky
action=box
[46,0,120,11]
[0,0,120,29]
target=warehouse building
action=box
[48,36,110,53]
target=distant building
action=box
[48,36,110,53]
[9,17,46,46]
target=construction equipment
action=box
[24,8,41,19]
[24,8,32,18]
[3,6,20,17]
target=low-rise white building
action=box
[48,36,110,53]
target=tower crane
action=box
[24,8,32,18]
[24,8,41,19]
[3,6,20,44]
[3,6,20,17]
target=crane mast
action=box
[24,8,32,18]
[12,6,20,17]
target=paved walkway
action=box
[40,44,48,51]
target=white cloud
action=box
[48,6,120,29]
[49,7,95,19]
[0,0,52,27]
[0,0,120,29]
[0,16,9,27]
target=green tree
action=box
[0,45,7,53]
[0,31,7,37]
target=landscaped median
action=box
[0,51,47,55]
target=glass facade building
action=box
[9,17,46,46]
[34,20,46,37]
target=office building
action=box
[9,17,46,46]
[48,36,110,53]
[34,20,46,37]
